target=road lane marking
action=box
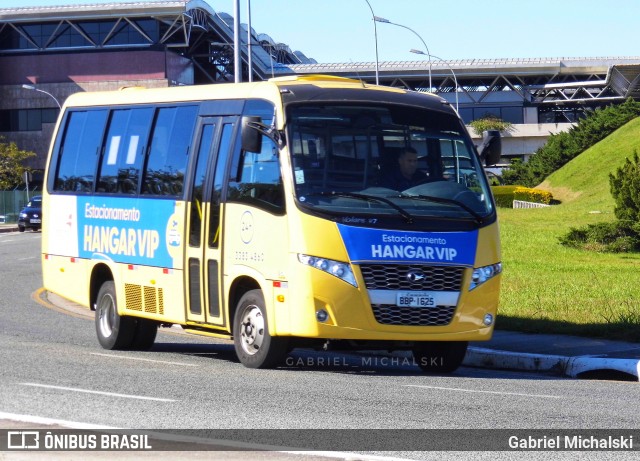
[90,352,199,367]
[405,384,562,399]
[18,256,37,261]
[20,383,177,402]
[0,411,118,429]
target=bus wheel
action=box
[130,319,158,351]
[412,341,468,374]
[233,289,288,369]
[95,281,135,350]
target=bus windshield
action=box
[288,104,494,222]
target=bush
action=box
[559,221,640,253]
[490,185,553,208]
[513,186,553,204]
[491,185,519,208]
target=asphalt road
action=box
[0,231,639,460]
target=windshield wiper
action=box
[397,193,484,223]
[310,191,415,223]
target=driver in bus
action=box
[379,146,429,191]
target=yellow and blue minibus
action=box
[42,75,502,372]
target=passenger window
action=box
[143,105,198,197]
[227,135,284,214]
[97,108,153,194]
[53,110,108,192]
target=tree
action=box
[609,150,640,222]
[468,115,512,137]
[0,137,36,190]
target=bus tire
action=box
[95,281,135,350]
[130,319,158,351]
[412,341,468,374]
[233,289,288,369]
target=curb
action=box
[465,347,640,381]
[0,226,18,233]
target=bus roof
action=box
[62,75,452,115]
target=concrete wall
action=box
[468,122,575,163]
[0,49,194,171]
[0,51,177,85]
[0,79,171,171]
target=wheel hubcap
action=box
[239,304,264,356]
[98,295,116,338]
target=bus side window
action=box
[52,110,108,193]
[143,105,198,197]
[97,108,154,195]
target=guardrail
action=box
[513,200,550,209]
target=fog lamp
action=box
[316,309,329,322]
[483,313,494,326]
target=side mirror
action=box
[477,130,502,166]
[241,116,262,153]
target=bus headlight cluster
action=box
[298,254,357,287]
[469,263,502,291]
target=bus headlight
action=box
[469,262,502,291]
[298,254,358,287]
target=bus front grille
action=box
[371,304,456,326]
[359,264,464,326]
[359,264,464,291]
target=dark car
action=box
[18,196,42,232]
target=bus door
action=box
[185,117,236,327]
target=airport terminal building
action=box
[2,0,640,175]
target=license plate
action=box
[396,292,436,308]
[30,219,41,224]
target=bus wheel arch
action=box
[229,279,288,368]
[227,276,261,332]
[89,263,114,311]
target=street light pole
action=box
[363,0,380,85]
[411,50,459,112]
[22,84,61,109]
[233,0,241,83]
[374,16,432,91]
[246,0,253,82]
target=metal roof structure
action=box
[288,57,640,109]
[2,1,640,121]
[0,0,314,82]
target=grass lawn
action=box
[495,118,640,341]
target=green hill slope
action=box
[496,117,640,340]
[540,116,640,212]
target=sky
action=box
[3,0,640,63]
